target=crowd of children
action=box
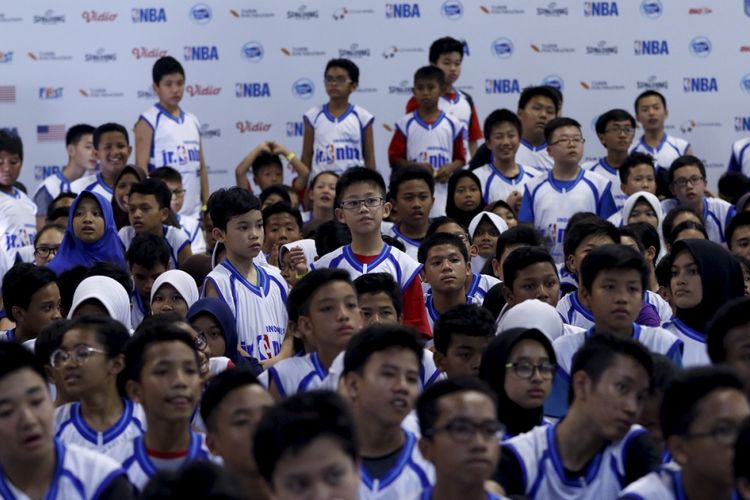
[1,35,750,499]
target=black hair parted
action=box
[433,304,495,355]
[543,117,581,145]
[707,296,750,364]
[417,377,497,437]
[287,269,353,319]
[129,178,172,210]
[595,108,636,135]
[65,123,95,147]
[335,167,386,207]
[502,246,558,290]
[208,187,261,231]
[619,152,656,185]
[668,155,707,184]
[579,244,649,295]
[325,58,360,84]
[353,273,402,317]
[563,216,620,259]
[495,224,545,261]
[342,324,422,375]
[200,366,263,432]
[483,108,522,141]
[261,202,303,232]
[428,36,464,63]
[152,55,185,85]
[388,166,435,199]
[414,65,446,87]
[126,232,171,269]
[417,232,469,265]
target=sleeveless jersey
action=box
[70,173,113,202]
[32,171,73,216]
[474,162,542,205]
[583,157,627,210]
[266,352,329,397]
[385,225,423,261]
[619,464,688,500]
[729,137,750,176]
[630,134,690,173]
[660,197,735,244]
[663,318,710,367]
[0,187,36,261]
[119,224,190,269]
[176,214,206,254]
[516,139,553,171]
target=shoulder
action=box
[352,104,374,121]
[65,442,123,474]
[70,173,98,191]
[581,168,612,188]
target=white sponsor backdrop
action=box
[1,0,749,194]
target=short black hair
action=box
[86,262,134,294]
[93,123,129,149]
[624,221,661,265]
[261,202,303,232]
[495,224,545,261]
[200,366,263,432]
[635,90,667,113]
[619,152,656,185]
[414,65,446,87]
[129,178,172,210]
[433,304,495,355]
[126,232,171,269]
[483,108,522,141]
[563,217,620,260]
[502,246,558,290]
[426,216,469,239]
[342,324,422,375]
[0,130,23,162]
[35,223,66,249]
[314,220,352,256]
[727,211,750,250]
[353,273,402,317]
[124,319,199,382]
[660,366,743,439]
[417,232,468,265]
[668,220,708,247]
[57,266,88,317]
[382,234,406,252]
[518,86,561,114]
[287,269,353,318]
[417,377,497,436]
[335,167,386,208]
[734,417,750,482]
[259,185,292,206]
[718,171,750,205]
[543,117,581,144]
[2,264,58,322]
[707,296,750,364]
[140,461,243,499]
[149,166,182,184]
[152,55,184,85]
[655,256,672,288]
[251,152,283,176]
[668,155,707,184]
[65,124,95,146]
[662,206,701,240]
[208,187,261,231]
[428,36,464,63]
[0,341,46,385]
[34,319,72,368]
[569,333,653,404]
[325,58,360,84]
[648,353,677,397]
[580,244,649,294]
[595,109,636,135]
[619,226,645,254]
[388,166,435,199]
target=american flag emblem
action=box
[37,124,66,142]
[0,86,16,103]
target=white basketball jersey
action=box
[663,319,710,367]
[139,104,202,218]
[630,134,690,173]
[729,137,750,176]
[516,139,553,171]
[619,464,684,500]
[176,214,206,254]
[32,171,73,215]
[439,90,475,154]
[70,173,113,202]
[266,352,329,397]
[0,188,37,261]
[386,225,422,261]
[119,225,190,269]
[583,158,627,210]
[645,291,672,324]
[474,163,541,205]
[556,291,595,329]
[660,197,735,244]
[131,291,147,330]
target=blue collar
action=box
[71,399,138,445]
[323,103,354,122]
[412,111,446,131]
[360,431,416,490]
[221,259,268,297]
[342,244,391,272]
[638,133,668,155]
[521,138,548,152]
[155,103,185,124]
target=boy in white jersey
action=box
[473,109,541,212]
[135,56,207,219]
[547,245,683,418]
[727,211,750,261]
[253,390,361,500]
[70,123,131,202]
[53,316,145,463]
[0,131,37,260]
[608,152,659,226]
[498,334,660,498]
[621,367,750,500]
[389,66,466,217]
[32,124,95,228]
[432,304,494,378]
[150,166,206,254]
[302,58,375,179]
[728,136,750,176]
[518,117,617,263]
[387,166,435,260]
[417,378,509,500]
[661,155,735,244]
[204,187,289,361]
[119,178,192,269]
[266,269,363,398]
[0,341,133,499]
[126,233,169,329]
[341,324,435,499]
[122,320,211,492]
[584,109,637,210]
[1,263,62,344]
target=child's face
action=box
[636,95,667,132]
[131,262,167,301]
[487,122,521,163]
[453,177,481,213]
[503,339,553,409]
[730,225,750,261]
[154,72,185,109]
[638,394,665,454]
[517,95,556,139]
[670,165,706,205]
[413,78,443,111]
[494,206,518,228]
[58,326,117,399]
[68,134,97,171]
[335,182,390,237]
[298,281,362,356]
[128,192,167,233]
[435,222,472,256]
[18,283,62,336]
[310,173,337,210]
[215,210,264,262]
[114,172,140,212]
[724,322,750,392]
[95,131,131,178]
[34,229,64,267]
[127,340,201,422]
[628,199,659,229]
[164,180,185,214]
[597,120,635,155]
[254,164,283,192]
[473,219,501,259]
[670,250,703,309]
[622,164,656,197]
[567,233,616,275]
[422,243,469,294]
[508,262,560,308]
[394,179,433,229]
[582,269,643,335]
[358,291,399,326]
[151,284,189,318]
[190,313,226,360]
[0,149,22,189]
[435,334,490,378]
[434,51,462,86]
[279,251,298,287]
[547,125,584,167]
[324,66,357,100]
[263,212,301,254]
[72,196,106,244]
[202,211,216,252]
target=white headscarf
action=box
[620,191,666,260]
[68,276,132,331]
[496,299,565,341]
[151,269,199,308]
[468,211,509,272]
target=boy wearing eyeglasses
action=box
[312,167,430,336]
[301,58,375,182]
[661,155,735,244]
[518,117,617,263]
[620,366,750,500]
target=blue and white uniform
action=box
[176,214,206,254]
[131,291,148,330]
[473,162,541,205]
[417,489,508,500]
[204,259,288,360]
[32,171,73,217]
[54,399,146,463]
[266,352,329,397]
[139,104,202,218]
[466,272,501,304]
[630,134,690,174]
[394,111,464,217]
[660,197,735,244]
[619,464,690,500]
[516,139,553,171]
[728,137,750,176]
[386,225,423,261]
[118,225,190,270]
[0,187,37,262]
[438,90,478,154]
[556,290,671,329]
[426,294,477,332]
[303,103,374,181]
[583,157,627,210]
[518,169,616,263]
[0,440,126,500]
[663,318,710,367]
[70,173,113,202]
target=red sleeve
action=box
[405,96,418,113]
[468,105,483,142]
[401,277,431,338]
[388,129,408,167]
[452,133,466,164]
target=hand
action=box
[434,165,453,183]
[506,190,522,213]
[286,246,309,275]
[253,141,272,156]
[270,142,290,158]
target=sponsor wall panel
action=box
[0,0,747,192]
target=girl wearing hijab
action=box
[620,191,666,260]
[446,170,484,230]
[48,191,126,275]
[479,327,557,439]
[111,165,146,230]
[666,238,745,366]
[67,275,133,331]
[150,269,199,318]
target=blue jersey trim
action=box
[360,431,418,490]
[520,138,548,152]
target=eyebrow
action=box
[0,386,46,406]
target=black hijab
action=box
[670,239,745,333]
[446,170,485,229]
[479,328,556,437]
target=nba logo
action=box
[176,145,188,165]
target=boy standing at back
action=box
[0,131,37,260]
[134,56,207,220]
[70,123,131,202]
[301,58,376,179]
